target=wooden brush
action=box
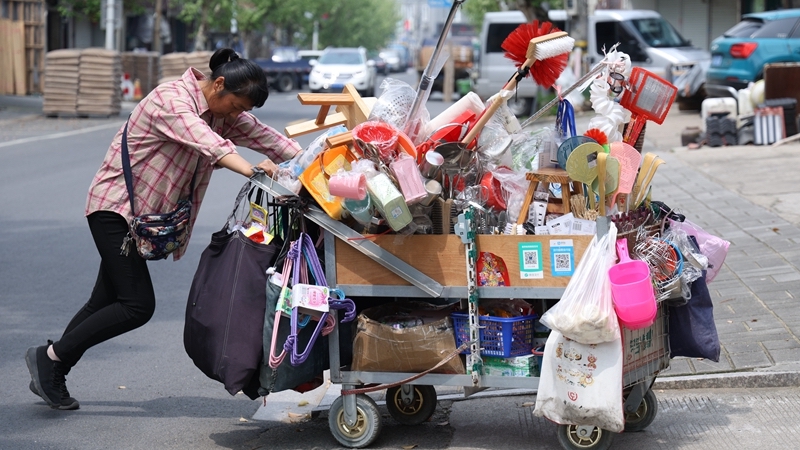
[461,22,574,146]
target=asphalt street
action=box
[2,68,800,449]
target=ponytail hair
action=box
[208,48,269,108]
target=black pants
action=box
[52,211,156,367]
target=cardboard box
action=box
[467,354,540,377]
[334,234,592,288]
[351,302,466,374]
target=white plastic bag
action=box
[533,330,625,433]
[538,222,619,344]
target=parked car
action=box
[254,47,312,92]
[379,49,402,72]
[706,9,800,98]
[308,47,377,97]
[368,51,389,75]
[298,49,324,63]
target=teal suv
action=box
[706,9,800,97]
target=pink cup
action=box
[328,172,367,200]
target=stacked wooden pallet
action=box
[158,52,188,84]
[121,51,160,97]
[77,48,121,117]
[41,49,80,116]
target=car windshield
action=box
[629,17,689,47]
[723,18,765,38]
[319,51,363,65]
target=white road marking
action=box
[0,121,124,149]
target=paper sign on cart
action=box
[550,239,575,277]
[519,242,544,279]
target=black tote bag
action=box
[184,179,281,396]
[668,271,721,362]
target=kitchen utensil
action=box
[608,238,657,330]
[633,155,665,206]
[608,142,641,210]
[592,154,619,214]
[565,142,604,209]
[630,152,656,206]
[557,135,596,170]
[597,152,607,216]
[620,67,678,145]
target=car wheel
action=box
[275,73,294,93]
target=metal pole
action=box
[403,0,464,137]
[313,20,319,50]
[104,0,115,50]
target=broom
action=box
[461,21,574,146]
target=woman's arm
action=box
[216,153,278,177]
[224,112,302,163]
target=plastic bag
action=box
[533,329,625,432]
[668,219,729,283]
[279,125,347,177]
[538,222,620,344]
[368,78,417,130]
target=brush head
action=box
[502,21,574,88]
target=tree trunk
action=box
[194,20,207,51]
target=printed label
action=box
[519,242,544,279]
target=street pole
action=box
[104,0,114,50]
[153,0,163,54]
[313,20,319,51]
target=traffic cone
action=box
[133,78,143,101]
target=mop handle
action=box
[404,0,465,136]
[519,62,605,129]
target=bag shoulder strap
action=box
[120,119,198,218]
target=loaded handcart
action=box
[240,2,725,448]
[252,173,671,450]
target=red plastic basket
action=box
[451,313,537,358]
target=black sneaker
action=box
[25,342,80,410]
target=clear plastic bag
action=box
[538,222,620,344]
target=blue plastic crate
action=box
[451,313,537,358]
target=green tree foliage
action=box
[462,0,563,28]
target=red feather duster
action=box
[584,128,609,146]
[501,20,569,89]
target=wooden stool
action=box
[284,84,374,149]
[516,167,581,224]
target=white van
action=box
[474,9,711,115]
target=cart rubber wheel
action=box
[328,394,382,448]
[386,385,438,425]
[276,74,294,92]
[557,424,614,450]
[624,389,658,432]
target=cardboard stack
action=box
[121,51,160,96]
[42,49,81,116]
[159,52,188,84]
[186,50,213,77]
[77,48,121,116]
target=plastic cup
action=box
[328,172,367,200]
[419,151,444,179]
[342,196,374,225]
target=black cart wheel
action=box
[557,424,614,450]
[624,389,658,432]
[386,384,438,425]
[276,73,294,92]
[328,394,382,448]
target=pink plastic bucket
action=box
[608,239,657,330]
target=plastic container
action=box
[531,345,545,375]
[451,313,537,358]
[608,238,657,330]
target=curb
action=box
[654,371,800,390]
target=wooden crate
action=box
[1,0,45,94]
[334,234,593,288]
